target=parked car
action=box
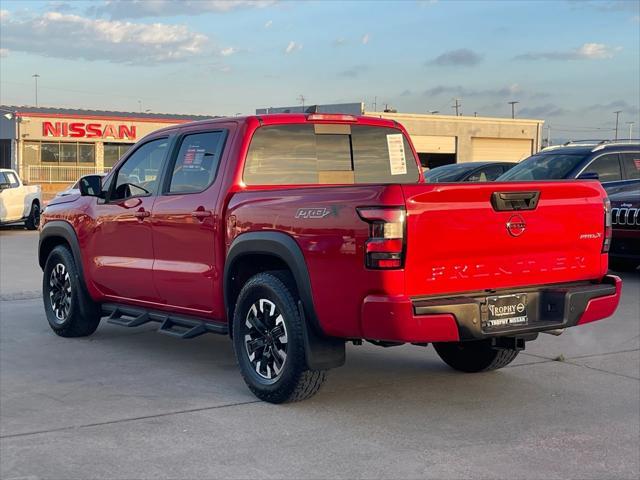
[39,114,621,403]
[497,141,640,187]
[608,182,640,272]
[424,161,516,182]
[0,168,41,230]
[54,174,106,199]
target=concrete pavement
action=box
[0,230,638,479]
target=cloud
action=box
[424,83,526,98]
[570,0,640,13]
[91,0,276,19]
[428,48,482,66]
[361,33,370,45]
[0,48,8,58]
[583,100,639,115]
[264,19,272,28]
[333,37,347,47]
[0,12,209,64]
[284,41,302,54]
[220,47,237,56]
[514,43,621,61]
[46,2,76,13]
[338,65,369,78]
[399,89,412,97]
[519,103,568,117]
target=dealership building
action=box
[258,103,545,168]
[1,103,544,196]
[0,106,212,195]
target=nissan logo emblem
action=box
[506,214,526,237]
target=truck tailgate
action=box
[402,181,607,297]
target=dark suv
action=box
[498,141,640,189]
[608,182,640,272]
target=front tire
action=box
[232,271,326,403]
[433,339,519,373]
[25,202,40,230]
[42,245,101,337]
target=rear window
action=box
[243,124,420,185]
[498,153,587,181]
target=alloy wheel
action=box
[49,263,71,324]
[243,298,288,381]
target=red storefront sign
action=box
[42,121,136,140]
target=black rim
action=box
[243,298,288,381]
[33,205,40,228]
[49,263,71,324]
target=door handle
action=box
[134,208,150,220]
[191,208,212,221]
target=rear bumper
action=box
[361,275,622,343]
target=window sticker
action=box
[386,134,407,175]
[183,144,206,169]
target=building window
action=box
[104,143,134,168]
[41,143,61,163]
[24,141,96,165]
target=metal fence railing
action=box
[26,165,113,183]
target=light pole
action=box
[508,101,519,119]
[627,121,635,140]
[32,74,40,107]
[613,110,622,140]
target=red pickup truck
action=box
[39,114,622,403]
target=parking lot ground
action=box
[0,230,639,479]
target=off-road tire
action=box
[232,271,326,403]
[43,245,101,337]
[433,339,519,373]
[25,202,40,230]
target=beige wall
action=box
[365,111,544,163]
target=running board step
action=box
[158,317,208,339]
[106,308,152,328]
[102,303,228,338]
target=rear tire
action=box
[433,339,519,373]
[232,271,326,403]
[42,245,101,337]
[25,202,40,230]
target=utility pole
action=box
[546,125,552,147]
[373,96,377,112]
[452,98,461,116]
[32,74,40,107]
[473,112,478,117]
[613,110,622,140]
[626,121,634,140]
[508,101,519,119]
[297,94,306,111]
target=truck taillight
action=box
[357,207,405,269]
[603,197,612,253]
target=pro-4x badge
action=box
[295,207,331,219]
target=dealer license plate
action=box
[483,293,528,330]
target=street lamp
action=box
[508,101,519,119]
[32,74,40,107]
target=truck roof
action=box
[148,114,399,136]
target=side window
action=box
[621,153,640,180]
[467,165,503,182]
[0,172,8,188]
[583,154,622,182]
[111,138,168,201]
[168,131,226,193]
[5,172,19,187]
[243,124,419,185]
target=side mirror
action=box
[0,182,10,190]
[79,175,105,197]
[578,172,599,180]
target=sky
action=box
[0,0,639,141]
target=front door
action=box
[85,137,171,303]
[151,128,229,316]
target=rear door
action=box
[401,181,607,297]
[151,125,231,317]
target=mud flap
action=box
[298,301,345,371]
